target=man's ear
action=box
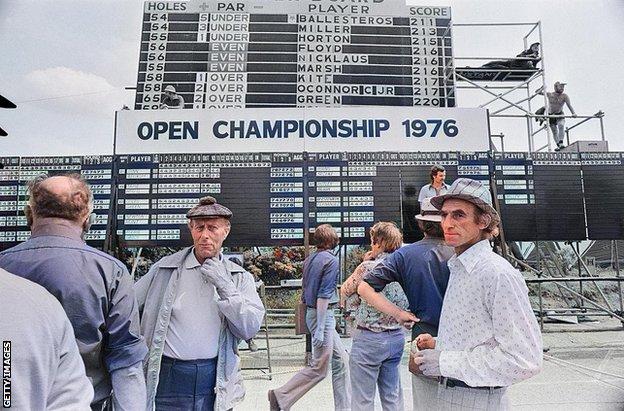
[479,213,492,230]
[83,212,96,232]
[24,204,33,227]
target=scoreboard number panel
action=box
[0,156,113,251]
[0,157,20,247]
[493,152,537,241]
[530,152,586,241]
[116,152,305,246]
[135,0,454,110]
[581,152,624,240]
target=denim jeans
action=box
[550,118,565,145]
[350,328,405,411]
[155,356,217,411]
[273,308,351,410]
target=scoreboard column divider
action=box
[106,111,120,256]
[488,151,508,259]
[303,151,310,256]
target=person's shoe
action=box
[554,146,560,152]
[268,389,280,411]
[247,339,258,352]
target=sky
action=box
[0,0,623,155]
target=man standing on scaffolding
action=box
[539,81,578,151]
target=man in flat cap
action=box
[412,178,542,409]
[135,196,265,410]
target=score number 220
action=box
[402,119,458,138]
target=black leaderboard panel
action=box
[116,153,287,247]
[495,152,586,241]
[0,156,113,250]
[2,152,624,250]
[135,0,455,110]
[582,152,624,240]
[493,152,536,240]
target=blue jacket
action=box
[363,238,453,338]
[0,220,147,405]
[134,247,265,410]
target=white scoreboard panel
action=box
[135,0,454,109]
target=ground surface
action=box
[239,318,624,410]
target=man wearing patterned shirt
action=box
[413,178,542,410]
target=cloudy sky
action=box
[0,0,622,155]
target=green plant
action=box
[244,246,306,285]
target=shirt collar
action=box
[186,248,223,269]
[185,249,202,269]
[30,218,83,241]
[450,239,491,273]
[429,182,449,189]
[374,251,389,260]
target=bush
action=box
[245,246,306,286]
[345,246,368,275]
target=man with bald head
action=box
[0,173,148,410]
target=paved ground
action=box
[239,319,624,410]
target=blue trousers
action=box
[350,328,405,411]
[155,356,217,411]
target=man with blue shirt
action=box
[0,174,147,410]
[269,224,350,411]
[358,198,453,409]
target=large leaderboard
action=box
[135,0,454,109]
[2,152,623,250]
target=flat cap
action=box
[186,196,233,220]
[430,178,500,225]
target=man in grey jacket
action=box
[0,268,93,410]
[135,196,265,410]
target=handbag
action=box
[294,301,308,335]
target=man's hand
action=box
[416,333,436,350]
[200,258,235,296]
[392,309,418,329]
[201,257,228,281]
[408,352,422,375]
[413,349,441,377]
[312,327,325,349]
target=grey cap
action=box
[430,178,500,225]
[186,196,232,220]
[164,85,176,93]
[416,198,443,222]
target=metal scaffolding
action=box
[448,21,621,330]
[449,21,606,153]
